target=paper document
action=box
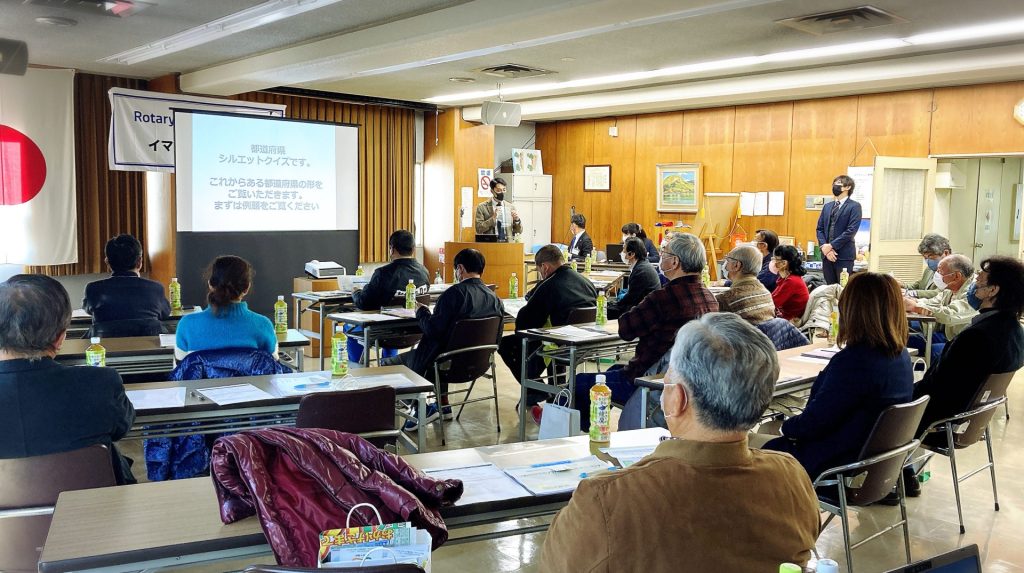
[753,192,768,215]
[72,308,90,319]
[271,375,334,396]
[600,445,657,468]
[196,383,276,405]
[424,463,531,506]
[158,333,176,348]
[740,192,756,216]
[126,387,186,410]
[336,374,418,390]
[330,312,397,323]
[790,355,831,365]
[767,191,785,216]
[503,456,612,495]
[296,290,350,299]
[800,346,840,360]
[503,298,528,319]
[381,307,418,319]
[428,283,451,294]
[544,325,608,340]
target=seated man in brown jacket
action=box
[540,313,819,572]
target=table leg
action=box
[924,322,934,368]
[318,304,328,371]
[639,387,648,429]
[567,346,578,408]
[519,336,528,442]
[417,391,427,453]
[362,325,372,367]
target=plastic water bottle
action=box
[840,267,850,287]
[596,290,607,326]
[509,273,519,298]
[779,564,802,573]
[434,270,443,284]
[589,374,611,443]
[330,330,348,377]
[701,266,711,287]
[570,259,578,273]
[273,295,287,333]
[355,265,365,276]
[816,559,839,573]
[828,304,839,345]
[85,337,106,367]
[584,253,593,273]
[405,279,415,309]
[169,277,182,311]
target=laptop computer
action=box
[884,545,981,573]
[605,243,623,263]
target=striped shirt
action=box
[716,275,775,325]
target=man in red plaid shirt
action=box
[576,232,718,430]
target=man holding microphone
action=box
[475,177,521,242]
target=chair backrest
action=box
[0,445,117,572]
[245,563,425,573]
[952,370,1016,447]
[296,387,397,437]
[566,306,597,325]
[842,396,930,505]
[89,317,164,338]
[435,316,503,385]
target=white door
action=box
[868,156,938,284]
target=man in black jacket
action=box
[0,274,136,484]
[499,244,597,415]
[83,234,171,337]
[914,256,1024,441]
[566,214,594,262]
[383,249,505,428]
[607,237,660,320]
[349,230,430,364]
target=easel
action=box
[695,193,741,281]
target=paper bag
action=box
[539,390,580,440]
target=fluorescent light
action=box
[99,0,346,65]
[426,17,1024,104]
[905,18,1024,45]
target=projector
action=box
[304,260,346,279]
[481,100,521,127]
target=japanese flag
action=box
[0,68,76,265]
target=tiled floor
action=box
[124,357,1024,572]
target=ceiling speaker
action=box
[480,100,521,127]
[0,39,28,76]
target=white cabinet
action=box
[506,174,552,252]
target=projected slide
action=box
[175,111,358,232]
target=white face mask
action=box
[621,235,629,243]
[620,251,629,264]
[933,270,948,290]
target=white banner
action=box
[0,68,77,265]
[108,88,285,172]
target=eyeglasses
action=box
[659,250,677,259]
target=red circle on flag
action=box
[0,124,47,205]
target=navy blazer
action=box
[764,343,913,478]
[83,271,172,324]
[568,231,594,261]
[815,198,862,260]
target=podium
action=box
[444,241,524,298]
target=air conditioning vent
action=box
[473,63,554,79]
[777,6,905,36]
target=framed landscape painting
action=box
[656,163,701,213]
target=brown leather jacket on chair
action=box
[210,428,463,566]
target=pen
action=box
[580,467,618,479]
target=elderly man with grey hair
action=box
[904,233,952,298]
[541,313,820,572]
[904,253,978,363]
[0,275,136,484]
[716,245,775,325]
[574,233,718,431]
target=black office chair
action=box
[366,295,432,365]
[0,445,117,573]
[430,316,503,445]
[565,306,597,324]
[814,396,930,571]
[296,387,400,451]
[916,370,1015,534]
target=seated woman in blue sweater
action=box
[759,272,914,479]
[175,256,277,361]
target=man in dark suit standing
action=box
[83,234,171,336]
[0,275,136,484]
[498,244,597,418]
[567,213,593,261]
[815,175,862,285]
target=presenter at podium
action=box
[474,177,521,242]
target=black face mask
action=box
[494,192,505,202]
[832,184,843,197]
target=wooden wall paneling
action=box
[931,82,1024,156]
[535,123,558,175]
[551,120,595,244]
[730,102,792,239]
[634,112,683,243]
[590,117,637,250]
[452,114,494,239]
[679,108,736,244]
[422,110,455,280]
[853,89,933,166]
[787,97,859,249]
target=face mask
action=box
[768,260,779,275]
[933,271,947,290]
[494,192,505,202]
[832,183,843,197]
[926,258,939,272]
[622,235,629,243]
[659,256,675,274]
[620,251,629,264]
[454,267,463,283]
[967,281,982,310]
